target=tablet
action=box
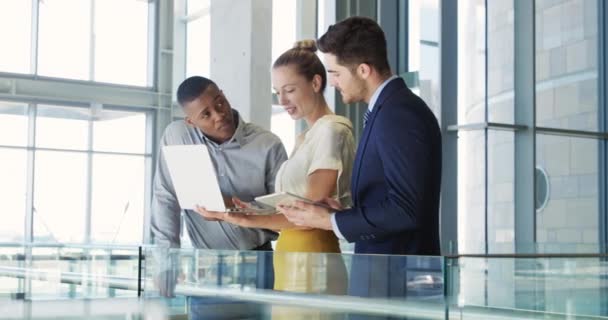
[254,192,331,210]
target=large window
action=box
[0,0,153,87]
[0,101,151,244]
[535,0,599,246]
[455,0,603,254]
[0,103,28,242]
[409,0,441,120]
[271,0,297,155]
[0,0,32,74]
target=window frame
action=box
[0,0,157,89]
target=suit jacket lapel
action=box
[351,78,408,205]
[352,107,377,204]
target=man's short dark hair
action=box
[317,16,390,74]
[176,76,216,106]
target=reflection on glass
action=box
[536,134,599,250]
[0,0,32,74]
[34,151,87,243]
[94,0,149,86]
[26,247,140,299]
[38,0,91,80]
[0,102,28,147]
[91,154,145,244]
[457,257,608,317]
[186,5,211,78]
[0,248,24,300]
[144,249,446,319]
[487,0,514,123]
[535,0,598,131]
[0,149,26,242]
[92,110,146,154]
[458,0,486,124]
[35,105,89,150]
[457,130,486,254]
[271,107,295,155]
[487,130,514,253]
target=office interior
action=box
[0,0,607,319]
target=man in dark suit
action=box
[282,16,442,257]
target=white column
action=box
[209,0,272,129]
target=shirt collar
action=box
[197,109,245,147]
[367,75,398,113]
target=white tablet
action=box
[254,192,331,210]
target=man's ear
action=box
[356,63,372,80]
[184,117,195,127]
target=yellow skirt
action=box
[273,229,347,294]
[272,229,348,319]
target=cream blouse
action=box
[274,115,356,207]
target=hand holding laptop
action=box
[162,145,274,214]
[195,196,275,227]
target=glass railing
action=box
[1,243,607,319]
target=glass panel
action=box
[455,257,608,318]
[271,0,297,64]
[0,247,24,300]
[91,154,145,244]
[144,249,446,318]
[536,134,599,251]
[0,102,28,147]
[38,0,91,80]
[457,0,486,124]
[186,2,211,78]
[94,0,149,86]
[27,247,140,299]
[458,130,486,254]
[487,0,514,123]
[0,148,27,242]
[270,106,295,156]
[33,151,87,243]
[487,130,514,254]
[0,0,32,74]
[409,0,440,122]
[35,105,89,151]
[92,110,146,154]
[535,0,598,131]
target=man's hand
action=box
[195,205,258,228]
[321,197,344,211]
[279,201,333,230]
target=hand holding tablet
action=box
[254,192,332,210]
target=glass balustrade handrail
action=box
[1,265,601,320]
[2,244,608,318]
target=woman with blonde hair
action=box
[197,40,355,296]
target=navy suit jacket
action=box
[335,77,442,255]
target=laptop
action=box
[162,144,274,214]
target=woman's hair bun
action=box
[293,39,317,53]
